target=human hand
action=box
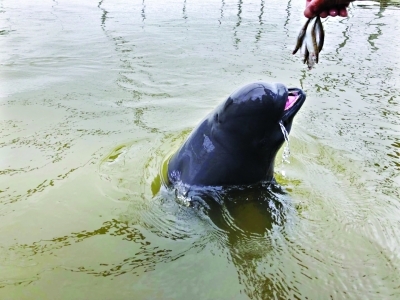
[304,0,354,18]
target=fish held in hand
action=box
[293,16,324,70]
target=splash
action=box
[278,121,291,176]
[174,182,192,207]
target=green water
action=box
[1,0,399,299]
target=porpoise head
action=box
[211,82,305,157]
[168,81,306,187]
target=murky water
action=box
[1,0,400,299]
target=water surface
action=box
[1,0,400,299]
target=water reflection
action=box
[377,0,400,8]
[142,0,146,24]
[337,18,351,52]
[218,0,225,25]
[255,0,265,42]
[183,0,187,20]
[9,218,192,278]
[284,0,291,29]
[182,184,294,299]
[233,0,243,48]
[98,0,108,29]
[7,180,292,299]
[365,4,386,52]
[51,0,64,30]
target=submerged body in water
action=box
[167,82,306,188]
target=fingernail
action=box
[329,9,338,17]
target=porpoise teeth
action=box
[293,16,325,70]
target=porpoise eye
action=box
[215,113,219,123]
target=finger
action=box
[339,7,348,17]
[319,11,328,18]
[329,8,338,17]
[304,6,315,18]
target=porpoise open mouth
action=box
[282,88,306,121]
[285,91,300,111]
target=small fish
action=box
[293,16,324,70]
[293,0,355,69]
